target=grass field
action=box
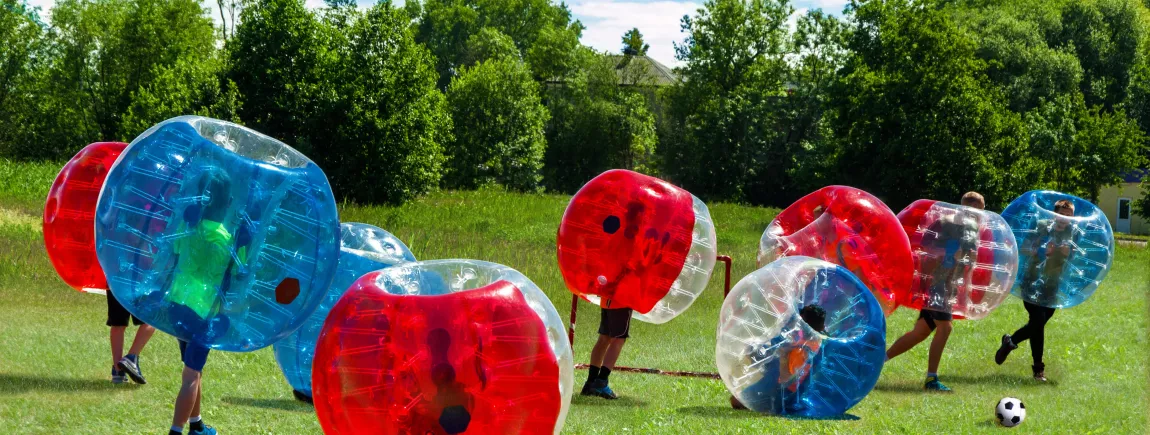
[0,158,1146,434]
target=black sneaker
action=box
[117,355,146,385]
[584,379,618,400]
[994,334,1016,365]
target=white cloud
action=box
[568,1,700,68]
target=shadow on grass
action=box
[946,373,1058,387]
[572,394,648,407]
[677,406,860,421]
[221,396,314,413]
[0,373,130,394]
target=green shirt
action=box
[167,220,245,319]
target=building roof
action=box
[606,54,678,86]
[1123,168,1149,183]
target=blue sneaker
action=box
[189,424,217,435]
[924,375,952,392]
[118,354,146,385]
[111,368,125,384]
[584,379,618,400]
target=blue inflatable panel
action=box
[717,256,886,417]
[95,116,339,351]
[273,223,415,397]
[1002,191,1114,308]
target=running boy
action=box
[994,199,1076,382]
[106,292,155,384]
[884,191,986,392]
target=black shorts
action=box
[918,309,953,330]
[598,307,633,339]
[106,292,143,327]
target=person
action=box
[106,292,155,384]
[994,199,1076,382]
[730,304,827,411]
[884,191,986,392]
[580,303,630,400]
[166,170,245,435]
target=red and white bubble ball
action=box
[557,169,717,323]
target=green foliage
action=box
[544,51,658,192]
[1137,177,1150,219]
[830,0,1038,208]
[413,0,584,86]
[120,56,241,138]
[445,56,549,191]
[318,3,451,204]
[621,27,649,56]
[462,26,518,65]
[661,0,794,203]
[227,0,333,154]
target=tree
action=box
[227,0,335,154]
[316,3,452,204]
[461,26,518,65]
[544,50,658,192]
[1070,105,1147,201]
[660,0,792,202]
[831,0,1038,208]
[1055,0,1144,111]
[413,0,584,86]
[445,56,549,190]
[120,56,241,137]
[621,27,649,56]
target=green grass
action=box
[0,158,1146,434]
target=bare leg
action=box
[602,338,627,369]
[127,324,156,356]
[886,319,932,360]
[926,320,952,374]
[110,326,126,370]
[588,335,612,367]
[172,367,202,429]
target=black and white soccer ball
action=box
[995,397,1026,427]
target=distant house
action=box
[1098,169,1148,235]
[605,54,678,87]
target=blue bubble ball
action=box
[95,116,340,351]
[273,222,415,397]
[717,256,886,418]
[1002,191,1114,309]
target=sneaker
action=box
[584,379,618,400]
[924,375,952,392]
[111,368,126,384]
[995,334,1017,365]
[1033,371,1048,382]
[579,382,594,396]
[117,355,147,385]
[189,424,217,435]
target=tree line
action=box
[1,0,1148,213]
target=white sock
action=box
[171,425,184,433]
[189,416,202,424]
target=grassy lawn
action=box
[0,158,1146,433]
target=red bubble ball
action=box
[43,142,127,292]
[556,169,717,322]
[313,265,568,435]
[757,186,913,315]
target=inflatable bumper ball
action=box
[557,169,717,324]
[95,116,340,351]
[1002,191,1114,308]
[312,260,574,435]
[274,223,416,401]
[757,186,912,315]
[44,142,128,292]
[716,256,886,418]
[897,200,1018,320]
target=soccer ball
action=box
[996,397,1026,427]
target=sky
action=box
[22,0,849,68]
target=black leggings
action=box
[1010,301,1057,371]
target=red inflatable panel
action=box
[556,169,696,314]
[757,186,913,315]
[313,275,562,435]
[43,142,127,292]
